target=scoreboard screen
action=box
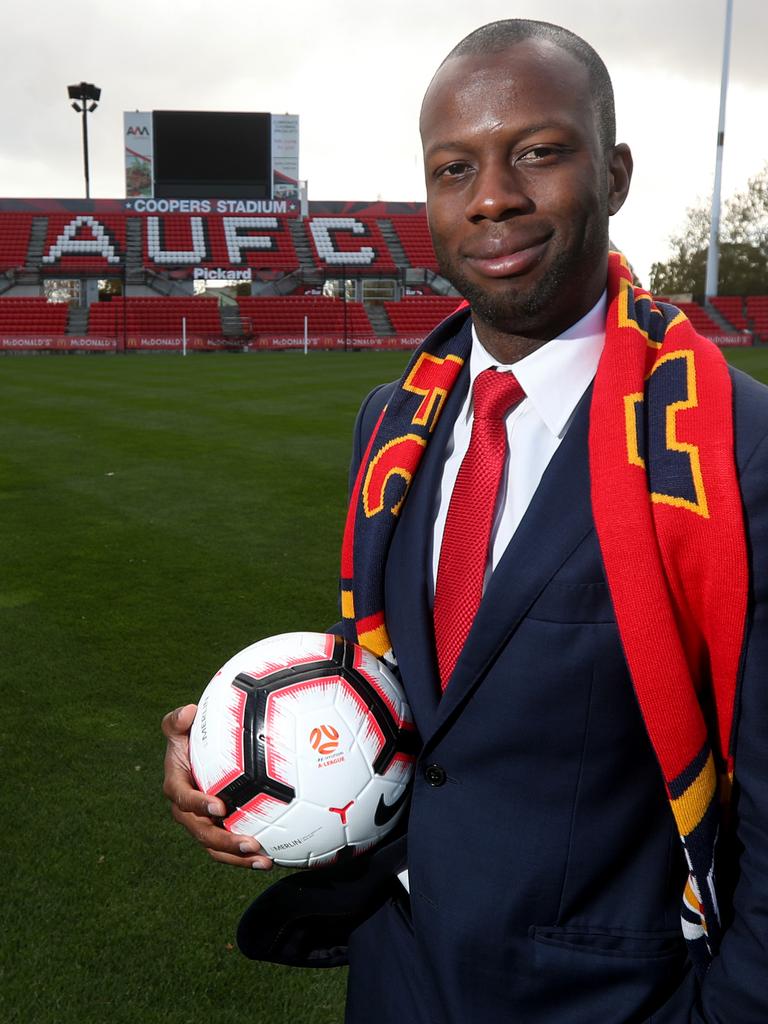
[152,111,272,199]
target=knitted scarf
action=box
[339,251,748,974]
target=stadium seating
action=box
[384,296,461,334]
[305,217,397,274]
[747,295,768,340]
[41,214,127,271]
[143,214,299,271]
[388,215,439,272]
[673,301,722,335]
[0,214,34,271]
[3,209,427,278]
[0,297,69,333]
[0,206,763,348]
[237,295,373,335]
[88,297,222,336]
[710,296,748,332]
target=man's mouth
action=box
[463,236,551,278]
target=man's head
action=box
[420,20,633,354]
[440,21,617,154]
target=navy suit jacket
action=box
[240,314,768,1024]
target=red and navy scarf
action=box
[340,251,748,973]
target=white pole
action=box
[304,315,308,356]
[705,0,734,299]
[182,316,187,357]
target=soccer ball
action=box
[189,631,417,868]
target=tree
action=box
[649,164,768,296]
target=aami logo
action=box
[126,126,149,137]
[309,724,340,755]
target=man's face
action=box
[420,41,631,342]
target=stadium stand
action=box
[238,295,373,335]
[0,214,34,271]
[142,214,299,272]
[41,214,126,272]
[747,295,768,341]
[711,295,749,332]
[672,301,723,336]
[0,297,69,333]
[88,296,222,335]
[388,215,439,272]
[0,200,760,352]
[384,296,462,334]
[305,216,397,274]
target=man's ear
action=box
[607,143,633,216]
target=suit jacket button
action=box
[424,763,447,787]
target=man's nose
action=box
[464,162,534,222]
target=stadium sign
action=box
[193,267,253,281]
[706,333,753,347]
[125,198,295,215]
[0,335,117,351]
[250,335,424,351]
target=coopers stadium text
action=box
[126,198,291,214]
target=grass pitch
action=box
[2,345,766,1024]
[1,351,410,1024]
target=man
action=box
[163,20,768,1023]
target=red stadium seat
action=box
[674,301,723,335]
[0,214,35,271]
[710,296,748,332]
[0,296,69,333]
[41,214,127,271]
[388,214,439,272]
[88,297,223,336]
[237,295,373,335]
[305,217,397,275]
[384,296,461,334]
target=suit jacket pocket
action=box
[528,925,688,1024]
[530,924,685,961]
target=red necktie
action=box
[433,368,525,689]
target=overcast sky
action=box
[3,0,766,284]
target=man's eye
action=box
[438,162,471,178]
[518,146,560,163]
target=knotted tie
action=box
[433,367,525,689]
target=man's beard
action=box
[431,220,609,339]
[434,247,573,337]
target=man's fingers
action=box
[207,849,274,871]
[161,701,263,866]
[162,703,228,815]
[169,805,272,868]
[168,782,227,820]
[161,703,198,738]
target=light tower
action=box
[67,82,101,199]
[704,0,734,299]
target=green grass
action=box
[2,345,766,1024]
[723,345,768,381]
[0,351,410,1024]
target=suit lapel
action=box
[384,338,471,737]
[429,383,596,740]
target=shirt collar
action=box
[468,290,607,438]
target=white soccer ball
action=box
[189,631,416,868]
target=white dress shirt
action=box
[399,294,607,894]
[430,292,607,597]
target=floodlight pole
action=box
[342,268,348,352]
[704,0,734,299]
[81,102,91,199]
[67,82,101,199]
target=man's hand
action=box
[162,703,273,870]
